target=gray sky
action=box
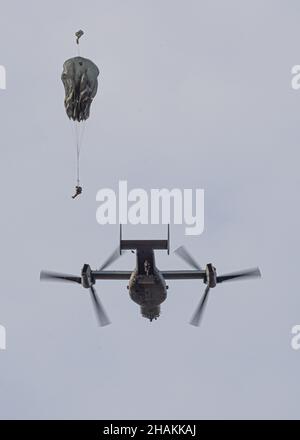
[0,0,300,419]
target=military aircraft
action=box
[40,226,261,327]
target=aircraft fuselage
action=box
[128,247,167,321]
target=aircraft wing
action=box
[161,270,206,280]
[94,270,206,280]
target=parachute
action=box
[61,57,99,122]
[61,30,99,198]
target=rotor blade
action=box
[99,247,120,271]
[190,286,210,327]
[174,246,201,270]
[89,286,110,327]
[217,267,261,284]
[40,270,81,284]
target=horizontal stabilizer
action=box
[119,225,170,254]
[120,239,168,251]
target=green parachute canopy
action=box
[61,56,99,122]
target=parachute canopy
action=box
[61,56,99,122]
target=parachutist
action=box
[72,186,82,199]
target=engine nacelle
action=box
[81,264,94,288]
[206,263,217,288]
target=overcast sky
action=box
[0,0,300,419]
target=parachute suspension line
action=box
[75,123,80,186]
[68,120,79,186]
[77,120,86,155]
[74,121,86,187]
